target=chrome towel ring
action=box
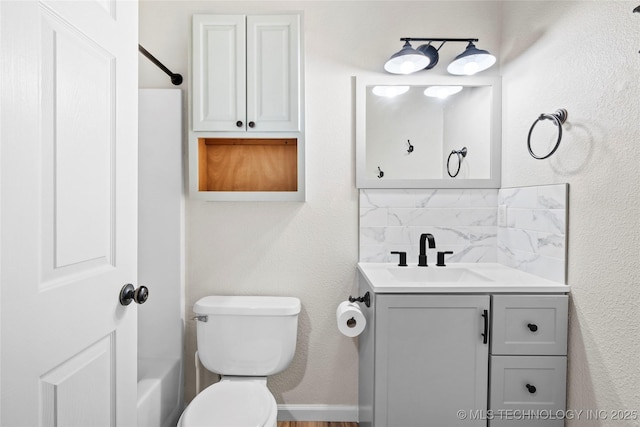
[447,147,467,178]
[527,108,568,160]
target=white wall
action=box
[140,0,502,411]
[500,1,640,423]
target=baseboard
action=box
[277,404,358,422]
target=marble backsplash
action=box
[359,184,567,283]
[497,184,567,283]
[360,189,499,265]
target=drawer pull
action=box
[527,323,538,332]
[526,383,537,394]
[481,310,488,344]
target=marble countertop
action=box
[358,262,570,294]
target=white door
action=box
[0,1,139,426]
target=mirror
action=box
[356,75,501,188]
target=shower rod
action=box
[138,44,183,86]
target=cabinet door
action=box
[375,295,490,427]
[246,15,300,132]
[192,15,246,131]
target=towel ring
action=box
[527,109,568,160]
[447,147,467,178]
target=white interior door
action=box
[0,1,139,426]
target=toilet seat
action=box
[178,380,277,427]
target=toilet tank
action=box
[194,296,301,376]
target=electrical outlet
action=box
[498,204,507,227]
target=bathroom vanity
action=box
[357,263,569,427]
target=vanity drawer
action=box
[492,295,568,355]
[489,355,567,427]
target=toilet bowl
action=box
[177,377,277,427]
[178,295,300,427]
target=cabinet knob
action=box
[527,323,538,332]
[526,383,537,394]
[248,121,255,128]
[236,121,243,128]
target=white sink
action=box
[356,262,569,294]
[388,266,491,283]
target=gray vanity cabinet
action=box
[360,293,490,427]
[489,295,568,427]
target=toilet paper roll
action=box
[336,301,366,337]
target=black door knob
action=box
[119,284,149,306]
[527,323,538,332]
[248,121,255,128]
[526,384,537,394]
[236,121,243,127]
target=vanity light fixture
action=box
[383,41,431,74]
[384,38,496,75]
[447,42,497,75]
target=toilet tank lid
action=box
[194,296,301,316]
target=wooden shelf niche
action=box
[198,137,298,192]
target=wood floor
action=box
[277,423,358,427]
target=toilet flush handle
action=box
[192,315,208,322]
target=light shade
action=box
[447,42,496,75]
[416,44,439,70]
[384,41,430,74]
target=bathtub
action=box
[137,358,183,427]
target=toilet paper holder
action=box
[349,291,371,307]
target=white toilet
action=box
[178,295,301,427]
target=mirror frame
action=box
[356,75,502,188]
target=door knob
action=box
[119,284,149,306]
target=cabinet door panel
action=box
[375,295,489,427]
[192,15,246,131]
[247,15,300,132]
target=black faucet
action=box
[418,233,436,267]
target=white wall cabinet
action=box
[358,274,569,427]
[192,14,301,132]
[190,13,305,201]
